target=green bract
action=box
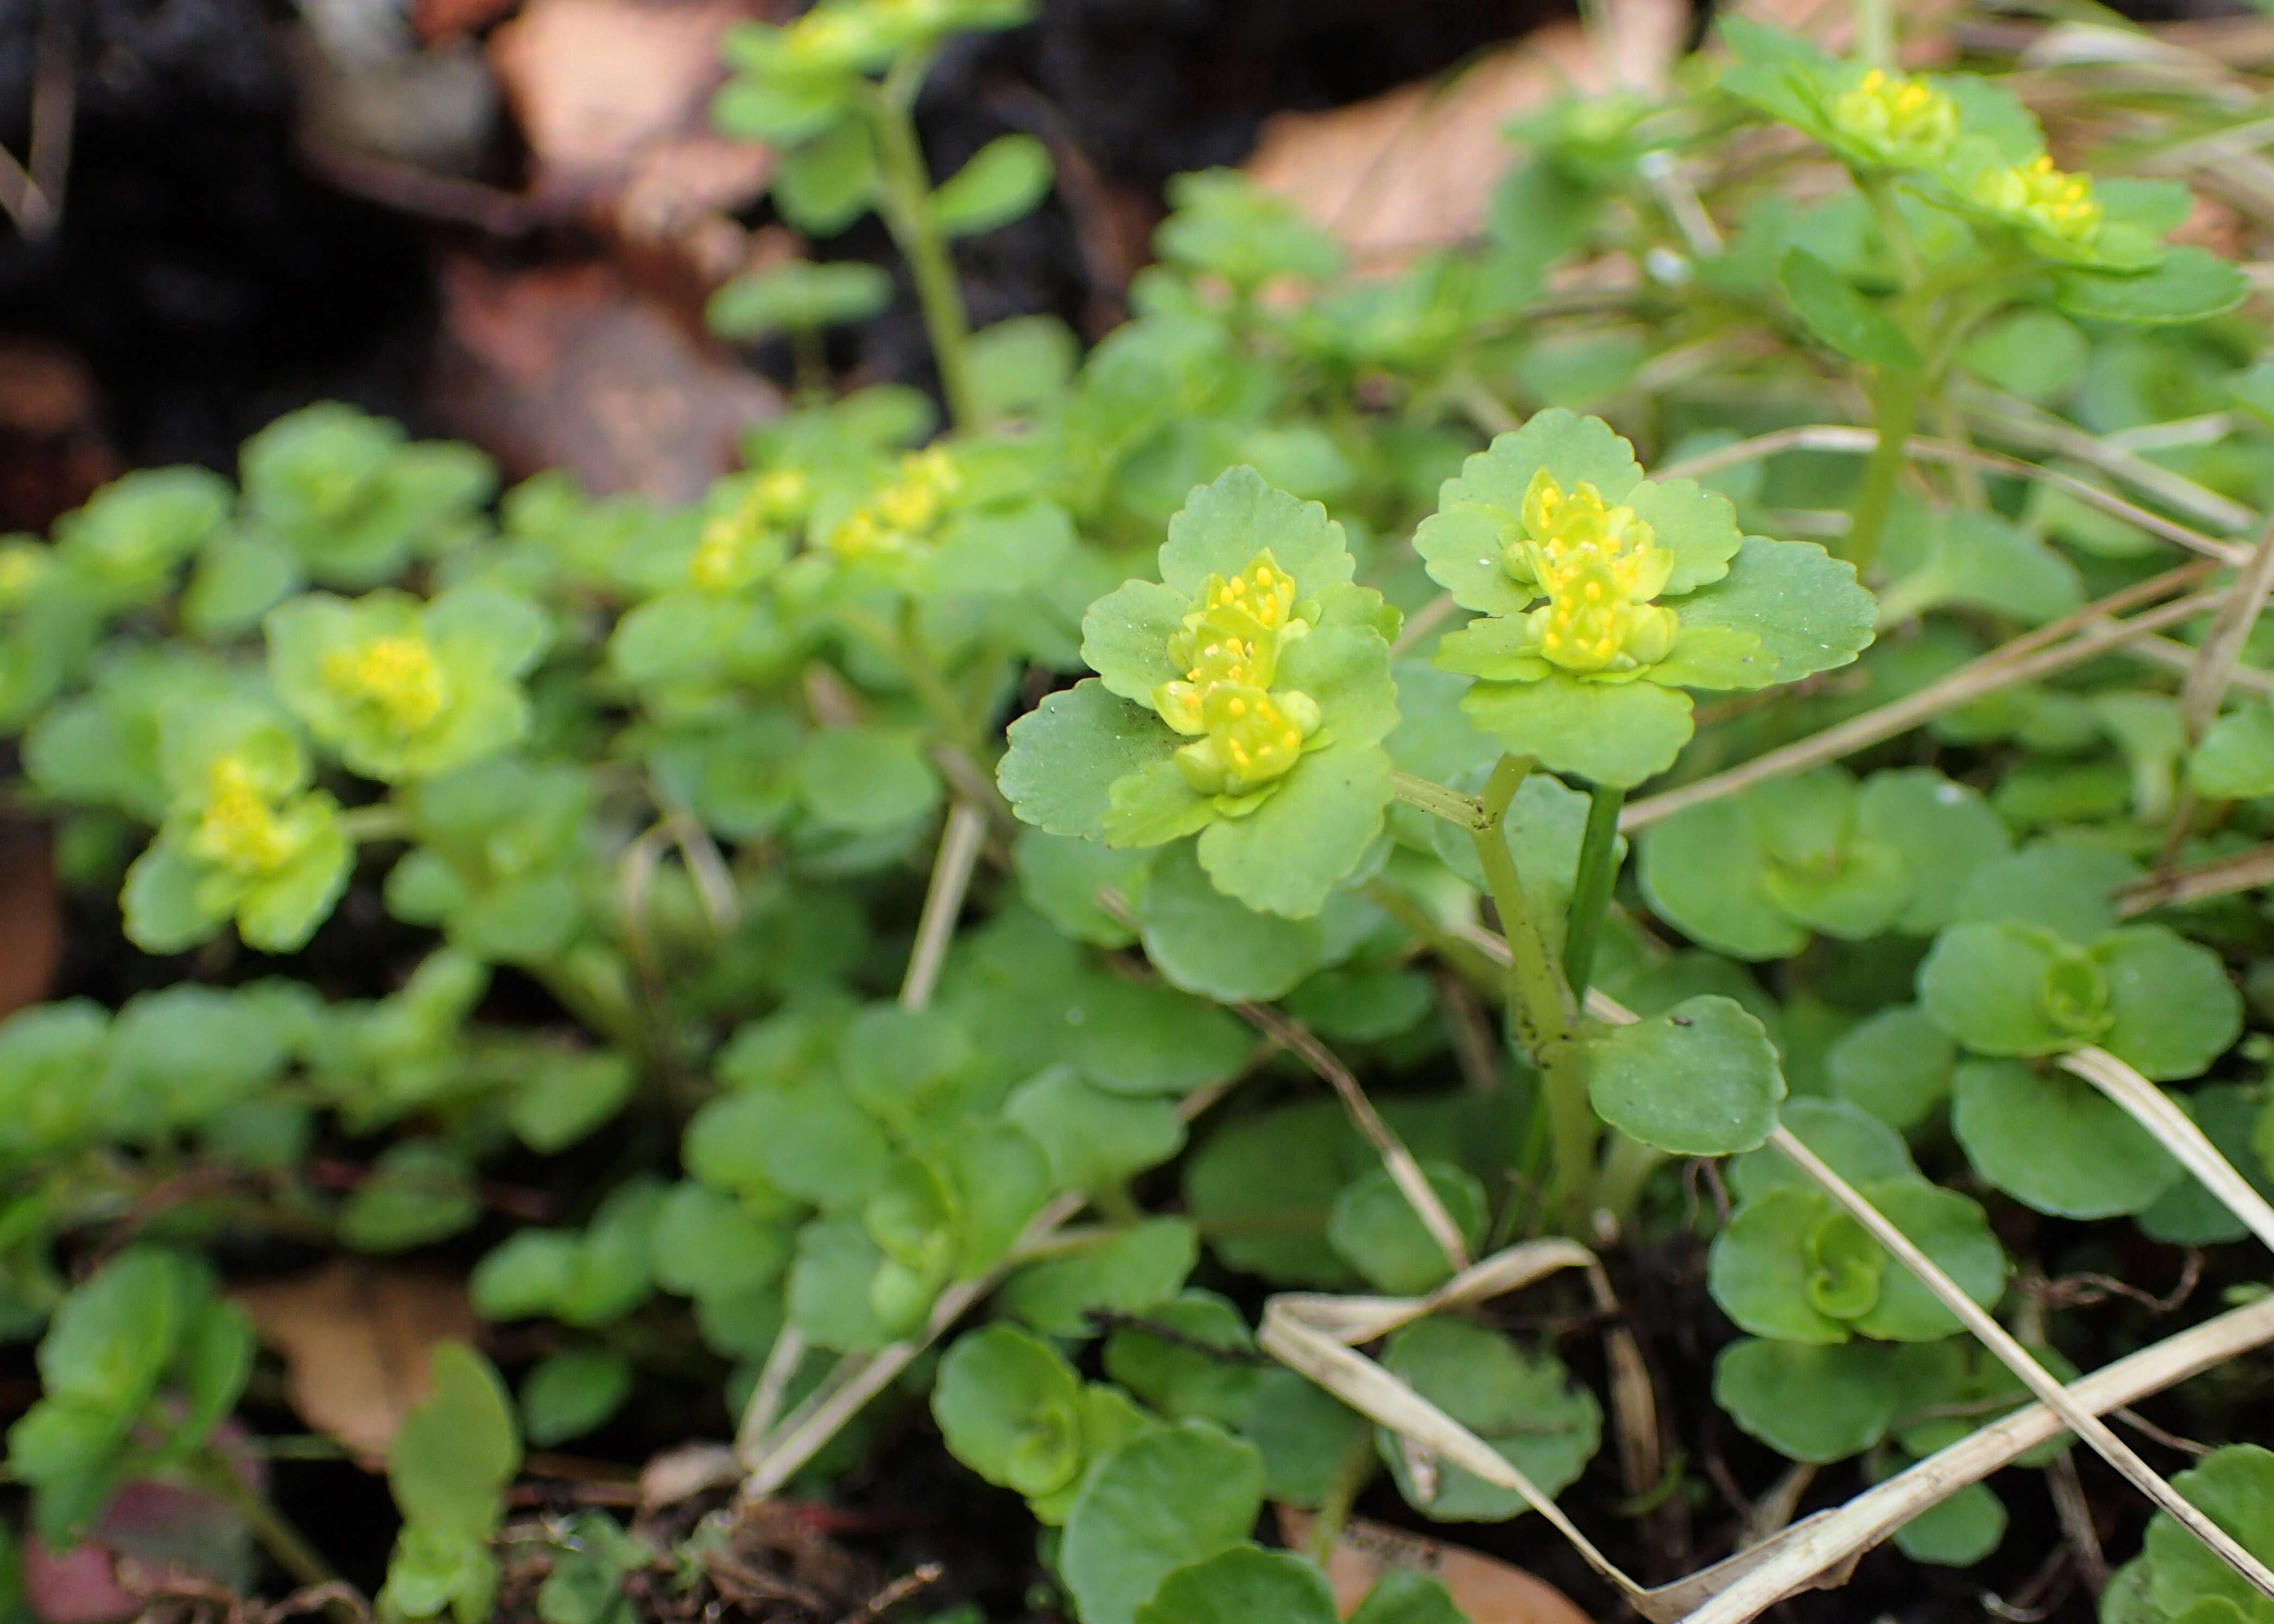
[121,701,353,953]
[239,403,497,591]
[1417,410,1874,785]
[267,586,548,782]
[999,466,1401,917]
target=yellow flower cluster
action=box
[1830,67,1958,169]
[1508,471,1677,677]
[187,756,309,877]
[321,633,449,734]
[1968,153,2102,247]
[828,449,961,561]
[1153,551,1322,797]
[690,469,806,592]
[0,543,47,609]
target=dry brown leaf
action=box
[434,256,780,500]
[0,816,59,1021]
[489,0,763,194]
[234,1261,479,1464]
[1277,1509,1595,1624]
[1244,0,1686,268]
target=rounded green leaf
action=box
[1713,1338,1902,1463]
[1135,843,1334,1001]
[520,1349,632,1448]
[795,726,941,834]
[932,134,1055,238]
[2193,704,2274,801]
[1673,536,1876,687]
[1133,1545,1337,1624]
[1195,741,1393,919]
[1102,1290,1262,1428]
[1950,843,2139,941]
[1855,769,2012,935]
[1462,672,1695,789]
[388,1342,521,1537]
[1709,1187,1852,1344]
[1893,1480,2007,1568]
[1376,1317,1601,1522]
[2144,1445,2274,1623]
[1638,800,1807,961]
[1006,1064,1187,1192]
[1000,1219,1198,1339]
[1729,1098,1919,1205]
[1158,467,1355,602]
[2094,925,2241,1081]
[1827,1005,1956,1129]
[1780,246,1920,368]
[1000,681,1179,842]
[1951,1058,2183,1218]
[932,1323,1086,1499]
[1326,1161,1489,1297]
[1587,994,1785,1156]
[1842,1181,2008,1342]
[1060,1421,1266,1624]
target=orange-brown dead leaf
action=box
[489,0,768,199]
[234,1261,479,1464]
[1276,1509,1596,1624]
[1244,1,1686,270]
[0,816,58,1021]
[434,256,780,500]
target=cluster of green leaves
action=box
[5,4,2274,1621]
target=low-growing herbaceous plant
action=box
[10,4,2274,1622]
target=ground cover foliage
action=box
[8,2,2274,1621]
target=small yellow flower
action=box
[753,468,810,523]
[1525,550,1679,676]
[1830,67,1958,169]
[1970,153,2102,246]
[1156,551,1314,733]
[321,633,449,734]
[0,542,47,609]
[187,756,306,876]
[1173,684,1322,796]
[1506,470,1671,598]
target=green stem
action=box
[1591,1131,1670,1231]
[200,1458,343,1592]
[864,60,979,430]
[1540,1050,1599,1235]
[1844,367,1920,576]
[1468,756,1573,1062]
[1307,1428,1379,1564]
[1561,782,1625,998]
[1362,881,1505,1004]
[1468,756,1595,1225]
[335,804,408,843]
[1856,0,1893,68]
[1390,769,1486,829]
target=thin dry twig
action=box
[1240,1004,1473,1274]
[1623,585,2228,832]
[899,799,987,1010]
[2182,508,2274,741]
[1656,427,2252,563]
[2118,839,2274,914]
[1765,1124,2274,1604]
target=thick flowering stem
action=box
[864,57,980,431]
[1844,366,1920,576]
[1562,781,1625,998]
[1467,756,1595,1225]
